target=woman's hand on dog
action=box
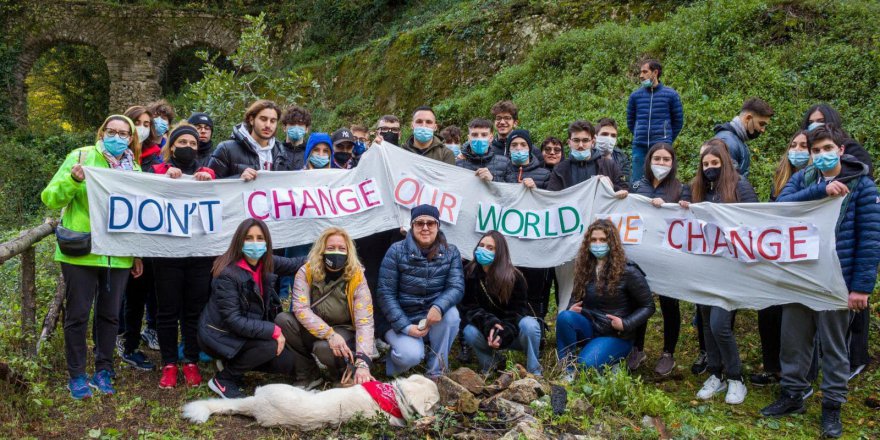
[354,367,374,384]
[329,333,354,362]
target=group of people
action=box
[41,58,877,438]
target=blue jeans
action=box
[384,307,460,377]
[631,145,647,182]
[463,316,543,375]
[556,310,632,370]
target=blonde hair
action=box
[161,121,197,162]
[306,227,362,283]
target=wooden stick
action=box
[0,218,57,264]
[20,246,36,358]
[38,273,66,354]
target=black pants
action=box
[757,305,783,373]
[519,267,549,321]
[153,257,213,365]
[634,295,681,354]
[215,339,295,381]
[848,308,870,367]
[121,257,157,353]
[61,263,129,378]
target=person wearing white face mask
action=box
[595,118,632,184]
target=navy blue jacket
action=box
[712,122,751,177]
[456,142,513,182]
[378,231,465,333]
[777,156,880,293]
[626,82,684,150]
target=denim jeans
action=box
[463,316,543,375]
[556,310,632,370]
[384,307,460,377]
[701,305,742,379]
[631,145,647,182]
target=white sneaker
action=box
[724,379,747,404]
[696,375,727,400]
[849,364,865,381]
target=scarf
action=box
[729,116,748,141]
[98,141,136,171]
[235,124,276,170]
[361,381,403,419]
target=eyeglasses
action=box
[105,129,131,140]
[378,127,401,134]
[542,147,562,154]
[494,116,514,122]
[413,220,438,229]
[570,138,593,145]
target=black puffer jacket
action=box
[491,135,543,160]
[456,142,513,182]
[198,255,305,359]
[208,124,288,178]
[460,267,529,349]
[630,177,691,202]
[274,140,307,171]
[566,260,655,340]
[547,151,627,191]
[506,154,552,189]
[699,176,758,203]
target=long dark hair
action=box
[572,220,626,298]
[772,130,810,199]
[465,231,520,304]
[212,218,274,278]
[690,139,740,203]
[643,142,682,201]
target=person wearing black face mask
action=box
[330,128,357,169]
[187,112,215,167]
[373,114,401,147]
[274,227,376,388]
[149,124,216,180]
[712,98,774,178]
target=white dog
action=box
[182,375,439,430]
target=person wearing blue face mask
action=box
[556,220,654,381]
[505,129,551,189]
[439,125,463,160]
[144,100,176,167]
[303,133,333,170]
[626,59,683,181]
[401,106,456,164]
[455,118,513,182]
[764,125,880,438]
[460,231,543,376]
[198,219,307,399]
[275,105,312,171]
[547,120,628,194]
[800,104,874,177]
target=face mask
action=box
[812,151,840,171]
[413,127,434,143]
[445,144,461,157]
[286,125,306,141]
[570,148,590,161]
[353,141,367,156]
[474,247,495,266]
[595,135,616,155]
[309,154,330,168]
[590,243,609,259]
[333,151,352,165]
[746,118,763,140]
[323,251,347,271]
[242,241,267,260]
[471,139,489,155]
[173,146,196,164]
[153,118,169,136]
[702,166,721,182]
[788,151,810,168]
[136,126,151,143]
[641,79,653,88]
[102,135,129,156]
[808,122,824,132]
[651,164,672,180]
[510,150,530,165]
[381,131,399,146]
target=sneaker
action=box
[750,372,780,386]
[182,363,202,387]
[803,387,815,400]
[626,348,646,371]
[725,379,748,404]
[68,375,92,400]
[654,353,676,376]
[159,364,178,389]
[115,335,126,357]
[848,364,865,381]
[696,375,727,400]
[208,376,244,399]
[691,351,708,375]
[122,350,155,371]
[215,359,225,372]
[141,328,160,351]
[89,370,115,395]
[820,403,842,438]
[760,391,806,417]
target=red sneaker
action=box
[182,363,202,387]
[159,364,178,389]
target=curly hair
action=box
[572,219,627,300]
[306,227,362,283]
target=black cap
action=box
[188,112,213,128]
[331,128,356,147]
[506,129,533,151]
[411,204,440,223]
[168,125,200,146]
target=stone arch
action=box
[156,39,237,95]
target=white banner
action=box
[84,143,849,311]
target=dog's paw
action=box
[182,402,211,423]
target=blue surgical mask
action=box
[788,150,810,168]
[510,150,530,165]
[353,141,367,156]
[807,122,824,132]
[242,241,267,260]
[309,154,330,168]
[471,139,489,155]
[286,126,306,141]
[153,117,169,136]
[445,144,461,157]
[570,148,590,161]
[413,127,434,143]
[641,79,653,89]
[590,243,609,259]
[474,247,495,266]
[812,151,840,171]
[102,135,129,157]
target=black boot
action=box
[820,402,842,438]
[456,334,472,363]
[760,390,805,417]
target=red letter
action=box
[335,188,361,213]
[711,226,729,255]
[687,221,707,253]
[298,189,323,217]
[359,180,381,208]
[272,189,297,219]
[728,229,755,261]
[667,220,684,250]
[394,178,420,205]
[246,191,269,220]
[317,188,338,216]
[788,225,809,260]
[757,228,783,261]
[438,193,457,224]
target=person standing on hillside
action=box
[400,106,456,164]
[456,118,513,182]
[187,112,216,167]
[275,105,312,171]
[490,100,542,160]
[372,115,401,147]
[596,118,632,184]
[626,58,683,181]
[208,99,285,180]
[712,98,773,178]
